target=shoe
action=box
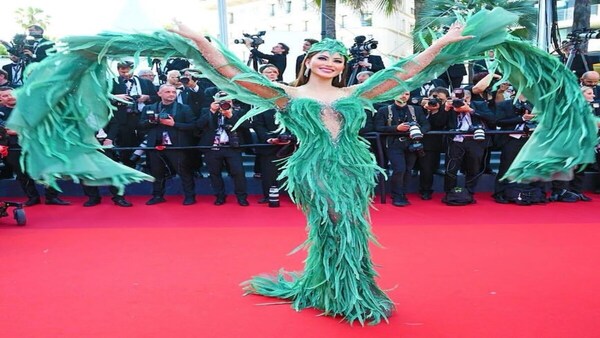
[493,194,509,204]
[83,198,101,207]
[258,197,269,204]
[45,197,71,205]
[237,197,250,206]
[253,173,262,178]
[392,196,410,207]
[576,193,592,202]
[24,197,41,207]
[112,197,133,207]
[183,196,196,205]
[420,192,432,200]
[145,196,166,205]
[214,196,226,206]
[550,189,578,202]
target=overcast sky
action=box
[2,0,209,41]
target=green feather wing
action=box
[7,30,286,190]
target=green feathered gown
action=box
[6,7,597,326]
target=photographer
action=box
[417,87,451,200]
[346,36,385,85]
[0,86,70,206]
[105,61,158,168]
[375,91,430,206]
[139,84,198,206]
[22,25,54,63]
[248,42,289,81]
[434,89,496,203]
[1,54,25,88]
[197,91,250,206]
[493,96,545,203]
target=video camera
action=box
[349,35,378,58]
[234,31,266,48]
[567,29,600,42]
[514,100,537,132]
[1,34,36,61]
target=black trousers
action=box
[5,147,59,199]
[444,139,486,194]
[82,185,121,199]
[495,137,527,195]
[386,142,417,199]
[258,152,280,198]
[203,147,247,199]
[114,115,142,168]
[147,148,195,198]
[552,170,585,193]
[417,150,441,194]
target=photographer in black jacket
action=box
[375,91,430,206]
[197,91,250,206]
[493,97,544,203]
[249,43,289,81]
[139,84,198,206]
[431,89,496,202]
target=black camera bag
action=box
[443,187,474,206]
[503,183,546,205]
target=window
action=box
[288,24,292,32]
[304,21,308,32]
[360,11,373,27]
[228,13,234,24]
[341,15,347,28]
[303,0,308,10]
[286,1,292,13]
[270,4,275,16]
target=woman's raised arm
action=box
[168,21,289,108]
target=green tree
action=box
[15,6,51,31]
[315,0,404,38]
[413,0,538,51]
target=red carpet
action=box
[1,194,599,338]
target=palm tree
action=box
[572,0,591,52]
[314,0,404,38]
[15,6,51,31]
[413,0,538,51]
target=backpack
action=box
[503,183,546,205]
[443,187,474,206]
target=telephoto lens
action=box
[268,186,280,207]
[473,128,486,141]
[408,123,423,140]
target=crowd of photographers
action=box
[1,26,600,208]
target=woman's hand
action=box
[437,22,474,45]
[167,19,202,41]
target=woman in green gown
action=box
[9,7,597,326]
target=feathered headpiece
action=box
[307,38,349,59]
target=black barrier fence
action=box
[3,130,534,203]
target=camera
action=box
[234,31,266,48]
[218,101,232,111]
[1,34,36,61]
[427,95,442,107]
[129,139,148,163]
[158,112,171,119]
[408,122,423,141]
[277,134,297,143]
[349,35,378,58]
[407,141,425,157]
[180,76,191,85]
[452,88,465,108]
[471,126,486,141]
[125,95,141,113]
[514,100,536,132]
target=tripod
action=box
[246,52,262,72]
[564,39,590,72]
